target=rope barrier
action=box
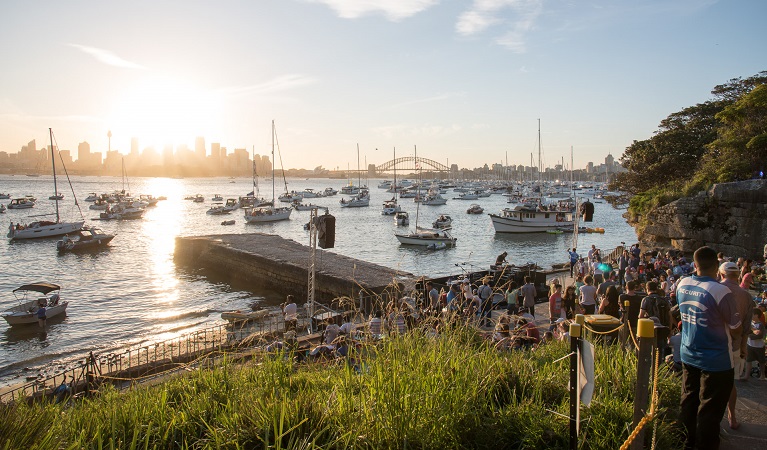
[620,349,661,450]
[580,321,625,335]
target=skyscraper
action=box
[78,141,91,161]
[195,137,206,159]
[211,142,221,161]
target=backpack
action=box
[645,294,671,328]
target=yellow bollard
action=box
[575,314,585,327]
[637,318,655,338]
[569,323,582,338]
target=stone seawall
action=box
[174,233,417,302]
[631,180,767,258]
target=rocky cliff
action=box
[629,180,767,259]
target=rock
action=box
[628,180,767,259]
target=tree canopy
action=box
[610,71,767,215]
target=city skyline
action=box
[1,1,764,170]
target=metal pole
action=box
[631,318,656,450]
[308,207,317,332]
[569,322,582,450]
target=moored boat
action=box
[432,215,453,229]
[2,282,68,326]
[395,226,457,247]
[467,204,484,214]
[56,227,115,252]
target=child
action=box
[747,308,766,380]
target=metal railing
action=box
[0,314,291,404]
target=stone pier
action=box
[174,233,418,303]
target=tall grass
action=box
[0,328,683,449]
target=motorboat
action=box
[206,203,231,215]
[89,199,109,210]
[212,194,224,202]
[0,193,11,200]
[2,282,68,326]
[7,198,35,209]
[395,211,409,226]
[99,202,145,220]
[420,193,448,205]
[467,204,484,214]
[278,191,303,203]
[395,226,456,247]
[301,189,321,198]
[223,198,239,212]
[323,187,338,196]
[49,194,64,201]
[221,220,236,226]
[193,194,205,203]
[453,192,479,200]
[432,215,453,229]
[339,191,370,208]
[292,200,327,212]
[381,198,401,215]
[84,193,99,202]
[56,227,115,252]
[244,205,292,223]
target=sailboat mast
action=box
[356,143,361,188]
[271,120,276,205]
[393,147,397,204]
[537,119,542,183]
[49,128,60,222]
[414,145,419,228]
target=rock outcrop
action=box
[629,180,767,258]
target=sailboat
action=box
[7,129,84,240]
[244,121,292,223]
[239,146,271,208]
[489,120,574,233]
[395,146,456,248]
[382,147,402,215]
[339,144,370,208]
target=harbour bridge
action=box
[375,156,449,173]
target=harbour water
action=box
[0,175,637,385]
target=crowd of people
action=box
[264,243,767,449]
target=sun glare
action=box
[108,77,223,150]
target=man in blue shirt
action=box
[567,248,579,277]
[678,246,741,450]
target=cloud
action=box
[217,74,317,96]
[68,44,146,69]
[309,0,439,21]
[456,0,543,53]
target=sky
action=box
[0,0,764,170]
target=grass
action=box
[0,326,683,449]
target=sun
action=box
[107,76,223,150]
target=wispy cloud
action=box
[68,44,146,69]
[456,0,543,53]
[217,74,317,96]
[389,92,465,109]
[309,0,439,21]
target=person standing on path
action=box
[520,276,537,317]
[477,278,493,328]
[548,283,563,328]
[567,248,579,277]
[678,246,741,450]
[579,275,598,315]
[719,261,754,430]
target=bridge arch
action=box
[375,156,449,173]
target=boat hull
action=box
[8,221,84,240]
[395,232,456,247]
[3,301,68,326]
[489,213,573,233]
[244,207,292,223]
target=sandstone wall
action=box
[631,180,767,259]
